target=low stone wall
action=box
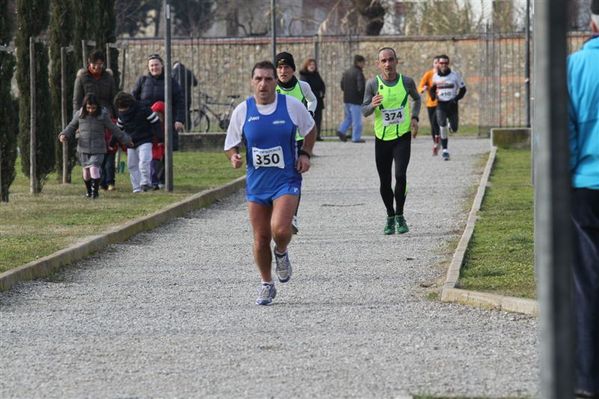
[490,128,531,149]
[179,132,226,152]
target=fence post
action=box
[60,45,74,184]
[119,43,128,91]
[29,37,38,194]
[81,40,96,68]
[524,0,531,128]
[0,45,15,199]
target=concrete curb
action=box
[442,287,538,315]
[0,176,246,292]
[440,146,539,316]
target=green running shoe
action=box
[396,215,409,234]
[384,216,395,235]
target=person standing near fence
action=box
[338,54,366,143]
[172,61,198,129]
[418,55,441,156]
[567,2,599,397]
[430,54,466,161]
[132,53,185,150]
[361,47,421,235]
[299,57,326,141]
[224,60,316,306]
[73,50,119,191]
[275,51,317,234]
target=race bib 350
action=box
[252,146,285,169]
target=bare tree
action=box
[406,0,482,35]
[380,0,401,35]
[211,0,270,36]
[353,0,385,35]
[170,0,215,36]
[114,0,160,37]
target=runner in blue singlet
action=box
[224,61,316,306]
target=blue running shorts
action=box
[247,182,301,206]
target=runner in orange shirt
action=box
[418,56,441,156]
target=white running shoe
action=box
[256,283,277,305]
[274,250,292,283]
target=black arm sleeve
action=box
[456,87,467,101]
[429,85,437,101]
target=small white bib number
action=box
[252,146,285,169]
[382,107,405,126]
[437,88,454,102]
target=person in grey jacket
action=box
[59,94,132,199]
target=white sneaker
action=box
[291,215,299,234]
[442,150,450,161]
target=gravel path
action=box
[0,136,539,398]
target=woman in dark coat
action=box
[131,53,185,150]
[299,58,326,141]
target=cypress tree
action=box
[71,0,98,69]
[95,0,120,89]
[0,0,18,202]
[15,0,55,192]
[49,0,77,181]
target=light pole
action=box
[271,0,276,63]
[533,0,574,397]
[164,0,174,192]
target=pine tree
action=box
[15,0,55,192]
[49,0,77,182]
[0,0,18,202]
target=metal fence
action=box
[114,31,591,136]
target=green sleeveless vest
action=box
[373,75,411,141]
[277,82,307,141]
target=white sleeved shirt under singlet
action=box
[432,70,465,102]
[224,95,315,151]
[299,80,318,114]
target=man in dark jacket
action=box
[337,54,366,143]
[172,61,198,129]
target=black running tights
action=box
[375,134,411,217]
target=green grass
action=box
[0,152,245,273]
[458,148,535,299]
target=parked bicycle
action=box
[190,92,240,133]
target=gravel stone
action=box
[0,137,539,398]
